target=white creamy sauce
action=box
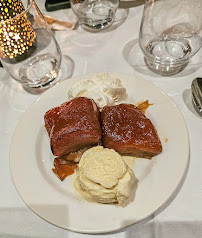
[68,73,127,109]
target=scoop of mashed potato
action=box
[75,146,137,206]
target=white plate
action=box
[10,73,189,234]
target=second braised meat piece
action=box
[101,104,162,158]
[44,97,102,156]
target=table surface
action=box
[1,1,202,237]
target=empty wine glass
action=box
[71,0,119,31]
[0,0,73,93]
[139,0,202,75]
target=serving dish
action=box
[10,73,189,233]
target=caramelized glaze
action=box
[101,104,162,157]
[57,149,86,162]
[44,97,102,156]
[52,157,78,181]
[137,100,153,114]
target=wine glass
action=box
[139,0,202,75]
[71,0,119,31]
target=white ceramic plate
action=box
[10,73,189,234]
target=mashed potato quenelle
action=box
[75,146,137,206]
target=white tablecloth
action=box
[1,1,202,237]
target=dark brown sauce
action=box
[137,100,153,114]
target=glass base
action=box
[145,57,189,76]
[80,17,114,32]
[22,55,74,94]
[79,1,115,32]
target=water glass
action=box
[71,0,119,31]
[139,0,202,75]
[0,0,62,89]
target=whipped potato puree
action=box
[75,146,137,206]
[68,73,127,109]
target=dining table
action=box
[1,0,202,237]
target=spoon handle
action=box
[191,78,202,115]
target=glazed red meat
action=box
[44,97,102,156]
[101,104,162,157]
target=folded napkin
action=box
[36,0,78,31]
[44,14,77,31]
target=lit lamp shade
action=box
[0,0,37,63]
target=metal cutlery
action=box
[191,77,202,116]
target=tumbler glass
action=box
[0,0,62,89]
[71,0,119,31]
[139,0,202,75]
